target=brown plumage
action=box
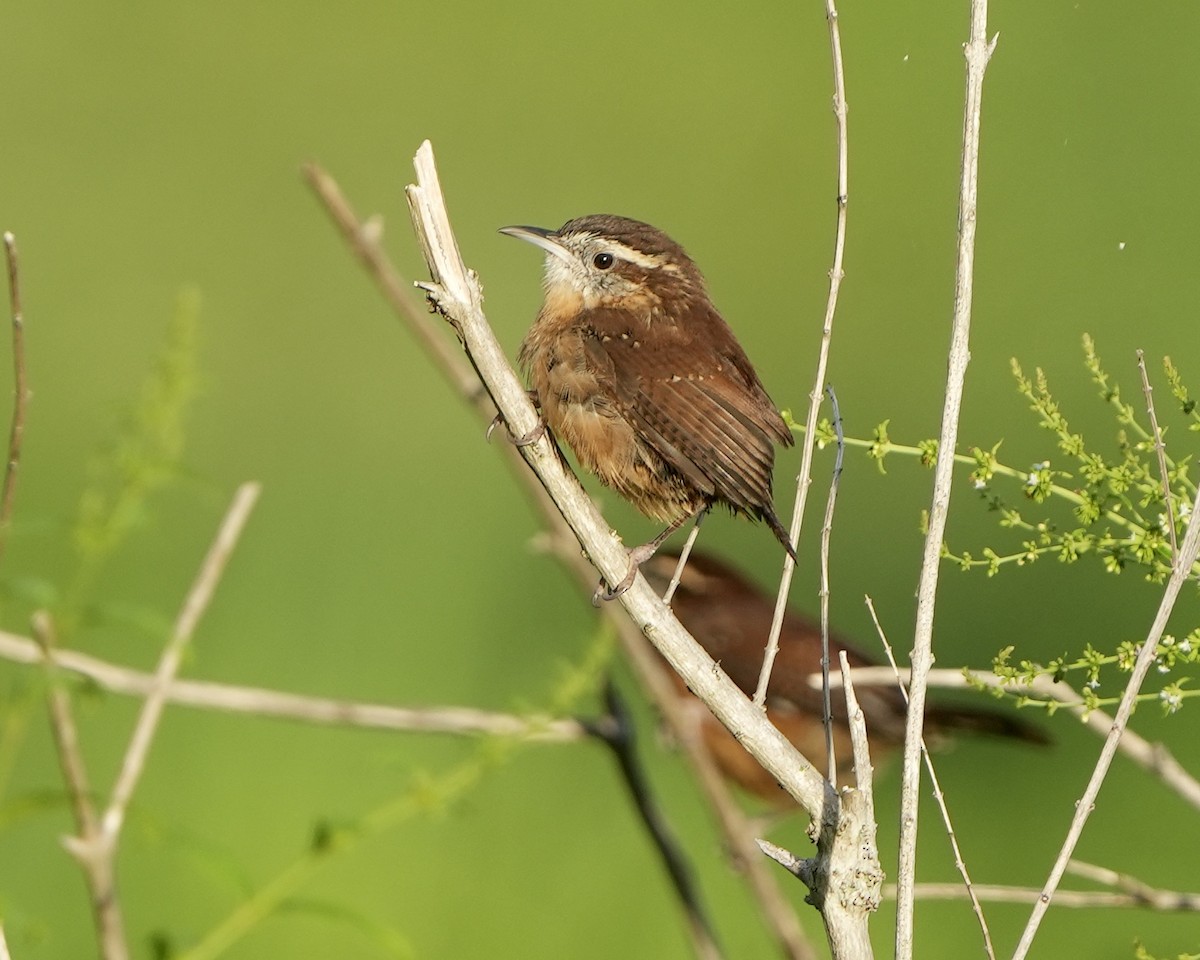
[501,215,795,593]
[643,551,1048,806]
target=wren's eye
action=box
[592,252,615,270]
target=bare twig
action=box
[864,597,995,960]
[37,485,258,959]
[760,654,880,960]
[0,630,587,739]
[839,652,874,803]
[756,0,849,706]
[301,164,480,402]
[1011,508,1200,959]
[34,611,128,960]
[892,880,1200,910]
[887,857,1200,911]
[33,614,98,843]
[787,654,879,960]
[97,482,260,846]
[0,232,29,566]
[1137,349,1176,559]
[896,5,997,956]
[593,679,723,960]
[820,386,845,783]
[1066,859,1200,910]
[307,161,818,958]
[403,141,876,954]
[758,838,807,879]
[818,664,1200,813]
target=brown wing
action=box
[581,303,791,519]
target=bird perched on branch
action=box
[642,551,1048,806]
[500,215,795,599]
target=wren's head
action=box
[499,215,706,312]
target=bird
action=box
[641,551,1048,806]
[500,215,795,599]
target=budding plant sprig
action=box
[800,335,1199,716]
[965,632,1200,719]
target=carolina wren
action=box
[643,551,1047,806]
[500,215,795,597]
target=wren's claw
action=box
[486,390,546,446]
[591,542,662,606]
[485,414,547,447]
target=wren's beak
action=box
[498,224,574,265]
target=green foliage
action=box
[1134,941,1200,960]
[811,335,1199,716]
[61,290,201,636]
[967,632,1200,718]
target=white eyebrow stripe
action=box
[599,239,666,270]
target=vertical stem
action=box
[894,5,995,957]
[756,0,849,705]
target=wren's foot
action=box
[486,390,545,446]
[591,541,662,606]
[485,414,547,447]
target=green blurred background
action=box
[2,1,1198,957]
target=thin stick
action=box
[759,653,880,960]
[820,386,845,784]
[799,654,881,960]
[662,510,706,605]
[895,6,997,956]
[755,0,849,706]
[895,881,1200,910]
[1137,349,1176,559]
[33,614,98,841]
[593,679,723,960]
[1011,508,1200,959]
[839,651,874,802]
[0,233,29,566]
[34,612,129,960]
[99,483,260,844]
[818,664,1200,812]
[0,629,586,739]
[864,597,996,960]
[301,164,481,401]
[1066,858,1200,910]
